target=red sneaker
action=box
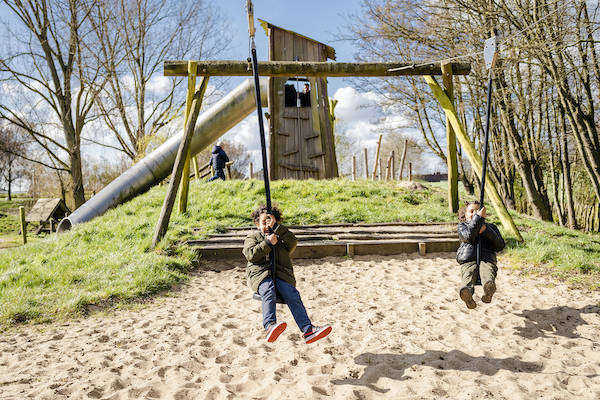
[304,325,332,344]
[266,322,287,342]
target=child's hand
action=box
[477,206,487,218]
[266,234,278,245]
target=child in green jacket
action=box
[243,205,332,343]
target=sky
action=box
[0,0,447,187]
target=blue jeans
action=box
[257,277,312,334]
[207,169,225,181]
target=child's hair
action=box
[251,204,282,223]
[458,200,480,222]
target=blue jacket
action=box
[211,145,229,170]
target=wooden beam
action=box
[372,134,382,180]
[399,139,408,180]
[424,75,523,241]
[442,62,459,213]
[179,62,200,213]
[152,82,207,247]
[164,60,472,77]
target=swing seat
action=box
[253,292,285,304]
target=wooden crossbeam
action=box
[164,60,471,77]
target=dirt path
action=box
[1,254,599,399]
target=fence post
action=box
[409,162,413,181]
[352,155,357,181]
[363,148,369,179]
[391,150,396,180]
[226,163,232,180]
[372,134,382,180]
[19,206,26,244]
[249,162,254,179]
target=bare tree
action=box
[0,126,27,200]
[0,0,106,208]
[89,0,230,160]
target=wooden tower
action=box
[258,19,339,180]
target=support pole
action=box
[178,61,198,213]
[424,75,522,241]
[153,78,208,247]
[352,155,357,181]
[379,157,384,181]
[372,134,382,180]
[391,150,396,180]
[442,62,459,213]
[19,206,26,244]
[363,148,369,179]
[409,162,413,181]
[399,139,408,180]
[249,162,254,179]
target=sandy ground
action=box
[1,253,599,400]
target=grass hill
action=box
[0,179,598,329]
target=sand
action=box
[1,253,599,399]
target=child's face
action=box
[255,212,275,234]
[464,203,480,221]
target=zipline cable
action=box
[246,0,278,298]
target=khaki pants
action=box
[460,261,497,289]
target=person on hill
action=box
[243,205,332,343]
[457,201,505,309]
[207,142,229,181]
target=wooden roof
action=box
[26,198,70,222]
[258,19,336,61]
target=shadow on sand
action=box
[331,350,543,393]
[513,305,600,340]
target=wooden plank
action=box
[279,163,319,172]
[164,60,473,77]
[283,149,299,157]
[308,152,325,159]
[305,134,319,140]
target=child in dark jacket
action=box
[243,205,332,344]
[457,201,505,309]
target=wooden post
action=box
[352,155,357,181]
[424,75,523,241]
[409,162,413,181]
[399,138,408,180]
[418,242,427,256]
[391,150,396,180]
[192,156,200,180]
[364,148,369,179]
[178,61,198,213]
[379,157,384,181]
[442,62,459,213]
[19,206,26,244]
[386,154,392,180]
[372,134,382,180]
[249,162,254,179]
[152,79,208,247]
[226,164,232,180]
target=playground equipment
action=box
[58,9,522,244]
[57,78,267,232]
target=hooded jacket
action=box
[211,145,229,170]
[456,214,505,264]
[243,224,298,293]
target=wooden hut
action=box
[258,19,339,180]
[26,198,70,233]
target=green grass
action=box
[0,179,598,330]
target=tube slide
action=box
[58,78,268,232]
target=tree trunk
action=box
[558,104,578,229]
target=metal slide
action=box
[57,78,268,232]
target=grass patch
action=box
[0,179,598,330]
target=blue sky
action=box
[218,0,363,94]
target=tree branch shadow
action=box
[513,305,600,340]
[331,350,544,393]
